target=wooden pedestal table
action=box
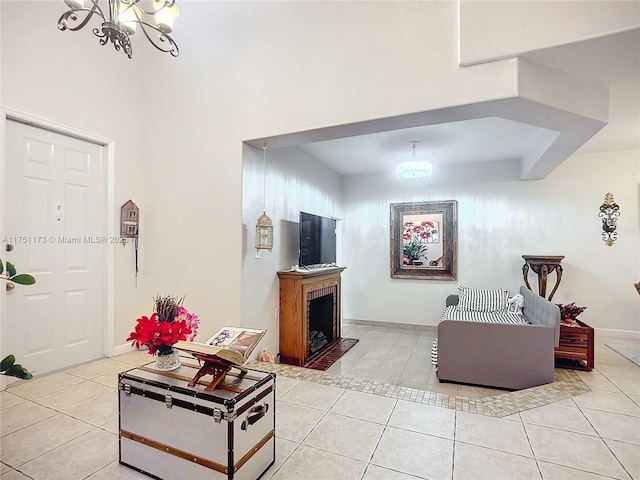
[522,255,564,300]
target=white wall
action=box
[2,0,468,348]
[0,1,149,348]
[241,145,342,358]
[1,1,637,358]
[341,150,640,335]
[459,0,640,65]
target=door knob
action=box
[6,282,15,291]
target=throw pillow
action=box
[458,286,509,312]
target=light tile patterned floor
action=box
[248,321,591,417]
[247,360,590,418]
[1,325,639,479]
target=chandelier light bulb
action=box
[153,0,180,34]
[64,0,85,8]
[119,1,142,35]
[395,141,433,180]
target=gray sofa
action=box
[436,286,561,390]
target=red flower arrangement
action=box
[127,295,199,355]
[556,302,587,325]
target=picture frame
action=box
[390,200,457,280]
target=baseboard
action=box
[595,328,640,340]
[344,318,437,333]
[112,342,139,357]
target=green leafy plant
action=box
[1,257,35,379]
[0,257,36,285]
[1,354,32,380]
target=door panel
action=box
[5,120,106,375]
[65,148,90,174]
[23,177,55,271]
[25,136,53,166]
[25,293,55,354]
[64,183,89,270]
[65,289,89,346]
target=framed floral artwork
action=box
[390,200,457,280]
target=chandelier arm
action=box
[57,2,105,32]
[136,20,180,56]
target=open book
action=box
[174,327,266,367]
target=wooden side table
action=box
[554,319,594,371]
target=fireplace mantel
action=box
[277,267,346,366]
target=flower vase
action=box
[155,348,181,371]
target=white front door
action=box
[3,120,106,375]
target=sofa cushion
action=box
[458,286,509,312]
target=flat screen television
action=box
[298,212,337,267]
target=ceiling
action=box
[295,29,639,178]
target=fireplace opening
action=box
[308,293,335,357]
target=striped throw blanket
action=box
[431,306,528,365]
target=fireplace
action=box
[277,267,346,366]
[307,286,337,357]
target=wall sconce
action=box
[598,192,620,246]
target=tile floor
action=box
[1,322,639,480]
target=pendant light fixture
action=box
[395,141,433,180]
[255,144,273,253]
[57,0,181,58]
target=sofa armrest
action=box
[520,286,561,346]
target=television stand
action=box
[291,264,340,273]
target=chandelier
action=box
[395,141,433,180]
[57,0,180,58]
